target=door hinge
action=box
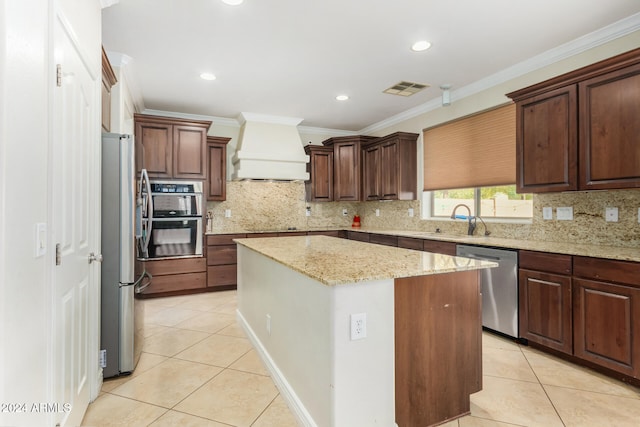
[56,64,62,87]
[55,243,61,266]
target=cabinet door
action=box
[519,269,572,354]
[207,141,227,201]
[333,141,361,201]
[516,85,578,192]
[135,121,173,177]
[362,144,381,200]
[573,278,640,377]
[307,147,333,202]
[380,140,399,199]
[579,63,640,190]
[173,124,207,179]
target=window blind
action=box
[423,103,516,191]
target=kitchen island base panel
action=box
[395,270,482,427]
[237,245,396,427]
[237,240,484,427]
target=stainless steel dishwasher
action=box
[456,245,519,338]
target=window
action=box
[428,185,532,219]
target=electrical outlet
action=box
[342,208,348,216]
[605,207,619,222]
[375,209,380,217]
[408,208,414,217]
[224,209,232,218]
[266,314,271,336]
[350,313,367,340]
[542,207,553,220]
[556,207,573,221]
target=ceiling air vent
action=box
[383,81,429,97]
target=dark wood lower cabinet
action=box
[519,269,572,354]
[136,257,206,297]
[207,233,245,290]
[573,277,640,378]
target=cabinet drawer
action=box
[139,257,206,276]
[397,237,424,250]
[423,240,457,256]
[207,264,237,287]
[369,233,398,247]
[346,231,369,242]
[206,233,246,246]
[246,233,279,238]
[207,245,237,265]
[519,250,572,275]
[308,230,342,237]
[574,256,640,287]
[141,272,206,294]
[278,231,307,237]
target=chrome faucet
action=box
[450,204,491,236]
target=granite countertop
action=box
[209,226,640,263]
[234,235,497,286]
[345,227,640,263]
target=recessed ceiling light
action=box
[221,0,243,5]
[200,73,216,81]
[336,95,349,101]
[411,40,431,52]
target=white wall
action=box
[0,0,101,425]
[0,2,52,422]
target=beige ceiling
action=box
[102,0,640,132]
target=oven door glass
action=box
[152,194,200,217]
[148,218,202,258]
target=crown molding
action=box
[297,126,358,137]
[142,109,241,127]
[237,112,303,126]
[106,51,145,113]
[100,0,119,9]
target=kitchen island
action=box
[235,235,496,427]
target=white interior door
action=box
[51,13,99,427]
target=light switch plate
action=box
[605,207,619,222]
[224,209,232,218]
[556,207,573,221]
[375,209,380,217]
[35,222,47,257]
[408,208,414,217]
[542,207,553,220]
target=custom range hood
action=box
[232,113,310,181]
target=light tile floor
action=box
[82,290,640,427]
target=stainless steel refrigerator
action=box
[100,133,147,378]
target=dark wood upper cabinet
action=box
[305,145,333,202]
[101,47,117,133]
[507,47,640,193]
[318,133,417,202]
[206,136,230,201]
[579,63,640,190]
[362,132,418,201]
[134,114,212,179]
[322,135,376,201]
[515,86,578,192]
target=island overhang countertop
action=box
[234,235,497,286]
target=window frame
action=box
[421,187,533,223]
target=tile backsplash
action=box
[207,181,639,248]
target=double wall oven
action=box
[141,180,203,259]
